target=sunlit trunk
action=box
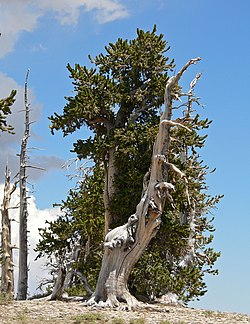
[0,167,16,299]
[88,58,200,308]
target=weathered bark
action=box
[104,147,117,235]
[0,167,16,298]
[88,58,201,308]
[50,245,93,300]
[50,266,66,300]
[62,245,81,291]
[16,70,30,300]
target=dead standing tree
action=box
[0,167,17,298]
[16,70,31,300]
[87,58,201,308]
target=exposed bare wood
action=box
[62,245,81,291]
[50,266,66,301]
[0,166,17,298]
[87,58,200,309]
[161,120,192,132]
[178,71,203,267]
[48,242,94,300]
[75,271,94,296]
[25,165,46,171]
[16,69,30,300]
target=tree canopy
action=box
[36,26,222,304]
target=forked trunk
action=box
[88,58,201,308]
[50,245,81,300]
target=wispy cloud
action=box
[29,43,47,53]
[37,0,129,25]
[0,0,129,58]
[80,0,130,23]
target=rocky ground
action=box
[0,300,249,324]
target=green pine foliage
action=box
[0,90,16,134]
[36,26,222,302]
[49,26,174,152]
[109,121,158,227]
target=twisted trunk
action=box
[88,58,201,308]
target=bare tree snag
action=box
[87,58,201,309]
[0,166,17,298]
[16,70,30,300]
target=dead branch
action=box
[161,120,192,132]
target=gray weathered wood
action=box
[87,58,201,308]
[0,166,16,298]
[16,70,30,300]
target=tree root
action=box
[86,291,140,310]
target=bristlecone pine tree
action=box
[36,26,222,307]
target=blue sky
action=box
[0,0,249,315]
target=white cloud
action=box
[37,0,129,25]
[26,195,60,295]
[0,183,60,296]
[0,1,40,58]
[0,0,129,58]
[73,0,130,24]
